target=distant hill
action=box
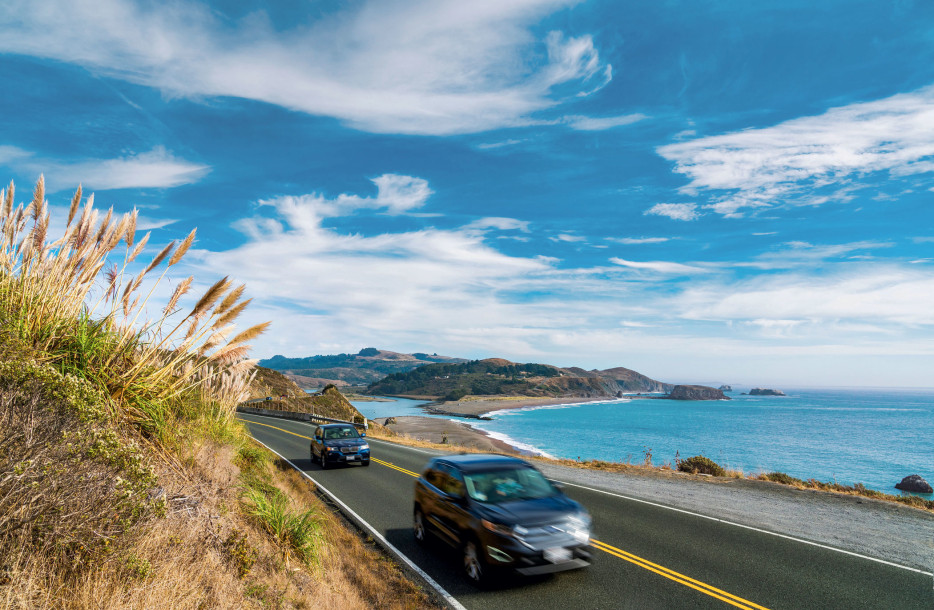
[259,348,468,388]
[365,358,672,400]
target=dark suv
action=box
[309,424,370,468]
[413,454,591,585]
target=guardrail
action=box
[236,404,367,430]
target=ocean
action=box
[351,387,934,497]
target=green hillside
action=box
[260,348,467,387]
[366,358,672,400]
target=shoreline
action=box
[419,395,627,418]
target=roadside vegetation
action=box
[0,178,434,609]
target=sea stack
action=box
[749,388,786,396]
[668,385,729,400]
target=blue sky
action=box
[2,0,934,387]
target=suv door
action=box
[310,427,323,461]
[432,463,470,547]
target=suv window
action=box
[423,468,442,489]
[437,463,466,497]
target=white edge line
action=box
[248,436,468,610]
[556,480,934,577]
[241,414,933,578]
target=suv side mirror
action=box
[314,434,322,441]
[360,431,366,437]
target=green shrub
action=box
[224,530,258,578]
[241,485,321,564]
[677,455,725,476]
[763,472,804,486]
[444,388,468,401]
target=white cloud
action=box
[563,113,647,131]
[677,268,934,326]
[609,257,707,275]
[0,0,611,136]
[4,146,208,191]
[644,202,698,221]
[607,237,670,244]
[552,233,587,242]
[47,147,209,190]
[136,215,178,230]
[658,85,934,216]
[464,217,530,232]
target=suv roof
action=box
[433,454,531,473]
[318,423,356,428]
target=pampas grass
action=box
[0,176,267,440]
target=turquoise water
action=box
[349,396,449,420]
[476,388,934,497]
[352,389,934,496]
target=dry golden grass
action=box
[0,438,437,610]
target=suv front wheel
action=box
[463,539,488,585]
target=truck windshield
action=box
[463,467,557,504]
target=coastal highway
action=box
[239,413,933,609]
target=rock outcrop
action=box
[895,474,933,494]
[718,385,733,392]
[668,385,729,401]
[749,388,786,396]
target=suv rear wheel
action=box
[413,508,427,544]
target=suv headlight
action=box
[481,520,516,537]
[567,513,591,544]
[359,443,369,450]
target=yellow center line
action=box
[590,539,769,610]
[371,457,421,477]
[238,422,770,610]
[238,417,313,440]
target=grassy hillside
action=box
[367,358,672,399]
[261,348,467,387]
[248,367,366,422]
[0,178,430,609]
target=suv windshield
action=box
[323,426,360,440]
[463,467,557,504]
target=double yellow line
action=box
[239,418,769,609]
[590,539,768,610]
[371,456,420,477]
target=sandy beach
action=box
[372,395,613,454]
[371,416,519,453]
[419,395,609,417]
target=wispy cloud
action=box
[609,257,707,275]
[0,0,611,136]
[644,203,698,221]
[677,267,934,327]
[658,85,934,216]
[607,237,670,244]
[464,217,530,232]
[552,233,587,243]
[563,113,647,131]
[3,145,208,191]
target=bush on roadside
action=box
[761,472,804,486]
[677,455,725,477]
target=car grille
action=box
[340,446,362,454]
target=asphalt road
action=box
[239,413,933,609]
